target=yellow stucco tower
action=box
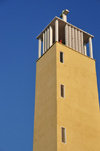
[33,10,100,151]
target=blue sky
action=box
[0,0,100,151]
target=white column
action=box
[89,37,93,58]
[75,28,78,51]
[65,24,68,46]
[71,27,75,49]
[78,30,81,53]
[47,28,49,49]
[44,30,47,52]
[80,32,84,54]
[43,33,45,54]
[46,28,49,50]
[68,25,71,48]
[55,19,59,42]
[49,26,53,47]
[38,38,41,58]
[46,29,48,50]
[84,44,87,56]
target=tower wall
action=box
[33,44,57,151]
[33,42,100,151]
[56,42,100,151]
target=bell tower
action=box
[33,10,100,151]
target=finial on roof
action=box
[60,9,69,22]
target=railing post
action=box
[46,28,49,50]
[55,19,59,42]
[75,29,78,51]
[89,37,93,58]
[43,33,45,54]
[65,24,68,46]
[49,26,53,47]
[68,25,71,47]
[38,38,41,58]
[72,27,75,49]
[84,44,87,56]
[78,30,81,53]
[80,32,84,54]
[44,30,47,52]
